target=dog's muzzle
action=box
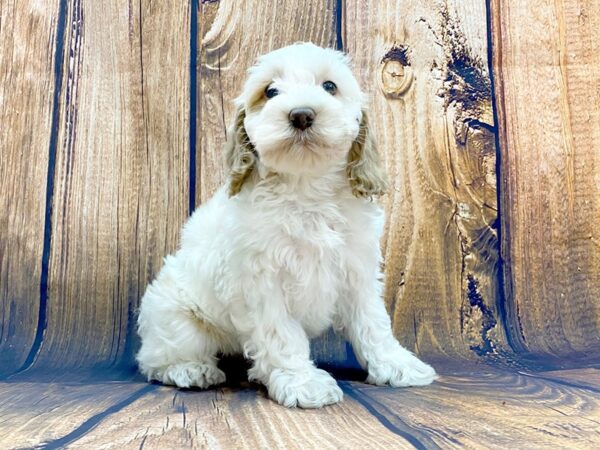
[289,107,315,131]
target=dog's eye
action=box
[265,85,279,99]
[322,81,337,95]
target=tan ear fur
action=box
[225,108,257,196]
[347,111,388,198]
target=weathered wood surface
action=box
[491,0,600,358]
[540,368,600,389]
[346,0,505,359]
[0,0,61,375]
[353,368,600,449]
[1,366,599,449]
[30,1,190,369]
[0,378,150,448]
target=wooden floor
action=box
[1,363,599,450]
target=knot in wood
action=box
[379,48,413,98]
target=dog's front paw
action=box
[366,353,437,387]
[267,367,343,408]
[152,362,226,389]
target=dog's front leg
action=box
[338,269,437,387]
[233,289,343,408]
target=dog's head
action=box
[226,42,387,198]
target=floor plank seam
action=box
[339,381,438,450]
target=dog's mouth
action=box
[291,127,316,142]
[287,130,327,155]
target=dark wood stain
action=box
[465,274,498,356]
[381,45,411,66]
[439,5,491,115]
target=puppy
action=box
[136,43,436,408]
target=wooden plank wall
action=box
[347,0,506,360]
[1,0,191,374]
[35,0,191,370]
[0,0,599,376]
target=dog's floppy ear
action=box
[347,110,388,198]
[225,107,257,196]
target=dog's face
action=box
[226,43,387,198]
[239,43,363,175]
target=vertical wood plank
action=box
[0,0,62,374]
[196,0,350,364]
[345,0,508,358]
[33,0,190,369]
[492,0,600,357]
[197,0,338,202]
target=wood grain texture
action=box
[0,379,151,448]
[197,0,349,364]
[345,0,506,359]
[351,368,600,449]
[540,368,600,389]
[32,0,190,369]
[491,0,600,357]
[1,367,599,449]
[0,0,61,374]
[65,384,417,449]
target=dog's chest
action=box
[274,203,348,332]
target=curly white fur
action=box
[136,43,437,408]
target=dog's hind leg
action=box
[135,275,226,389]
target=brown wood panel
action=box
[345,1,507,358]
[0,0,61,374]
[197,0,348,363]
[491,0,600,357]
[33,0,190,369]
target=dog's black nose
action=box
[289,108,315,131]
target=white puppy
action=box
[136,43,437,408]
